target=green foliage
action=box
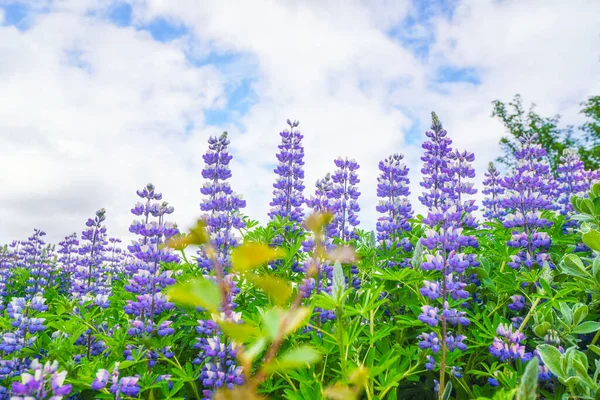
[491,94,575,170]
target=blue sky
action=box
[1,0,598,243]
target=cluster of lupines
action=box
[193,313,244,399]
[482,162,505,221]
[417,113,478,395]
[499,134,554,273]
[21,229,54,298]
[300,175,335,322]
[268,119,306,271]
[268,119,305,225]
[198,132,246,271]
[554,149,589,230]
[375,153,413,267]
[106,237,124,277]
[196,133,246,396]
[446,149,478,229]
[123,183,180,367]
[328,158,361,289]
[9,360,72,399]
[70,209,110,307]
[91,363,141,399]
[56,233,79,294]
[0,294,49,394]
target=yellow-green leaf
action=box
[264,345,321,373]
[166,277,220,313]
[219,321,261,343]
[251,275,293,306]
[305,211,333,233]
[231,243,285,273]
[324,384,356,400]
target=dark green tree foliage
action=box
[578,95,600,170]
[491,94,576,171]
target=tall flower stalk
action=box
[124,183,179,367]
[71,209,109,308]
[268,119,306,271]
[375,153,413,267]
[198,132,246,272]
[196,132,246,398]
[482,162,505,221]
[418,113,476,398]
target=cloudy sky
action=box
[1,0,599,245]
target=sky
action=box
[1,0,599,245]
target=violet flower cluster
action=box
[56,233,79,294]
[268,119,306,271]
[70,209,110,307]
[193,313,245,399]
[198,132,247,272]
[482,162,505,221]
[328,157,361,242]
[196,132,246,397]
[10,360,72,399]
[554,149,589,230]
[499,134,554,271]
[375,153,413,267]
[268,119,305,224]
[123,183,179,367]
[417,113,478,384]
[91,363,140,399]
[22,229,54,299]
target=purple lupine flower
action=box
[123,184,179,368]
[327,157,361,289]
[554,149,589,230]
[268,120,306,271]
[11,359,72,399]
[106,237,124,277]
[489,323,532,363]
[269,119,305,223]
[21,229,55,298]
[446,149,478,229]
[482,162,505,221]
[302,174,334,254]
[71,209,110,308]
[193,313,245,399]
[375,153,414,267]
[417,113,477,389]
[56,233,79,294]
[419,112,453,209]
[91,369,109,390]
[328,157,361,242]
[198,132,246,272]
[499,133,554,271]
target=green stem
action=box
[518,297,541,332]
[337,305,347,379]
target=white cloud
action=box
[1,0,599,245]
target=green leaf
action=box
[241,337,267,364]
[516,359,539,400]
[264,345,321,373]
[332,261,347,305]
[561,254,590,278]
[582,230,600,252]
[572,321,600,334]
[573,304,589,326]
[441,381,452,400]
[166,277,220,313]
[558,302,572,325]
[251,275,292,306]
[537,345,565,380]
